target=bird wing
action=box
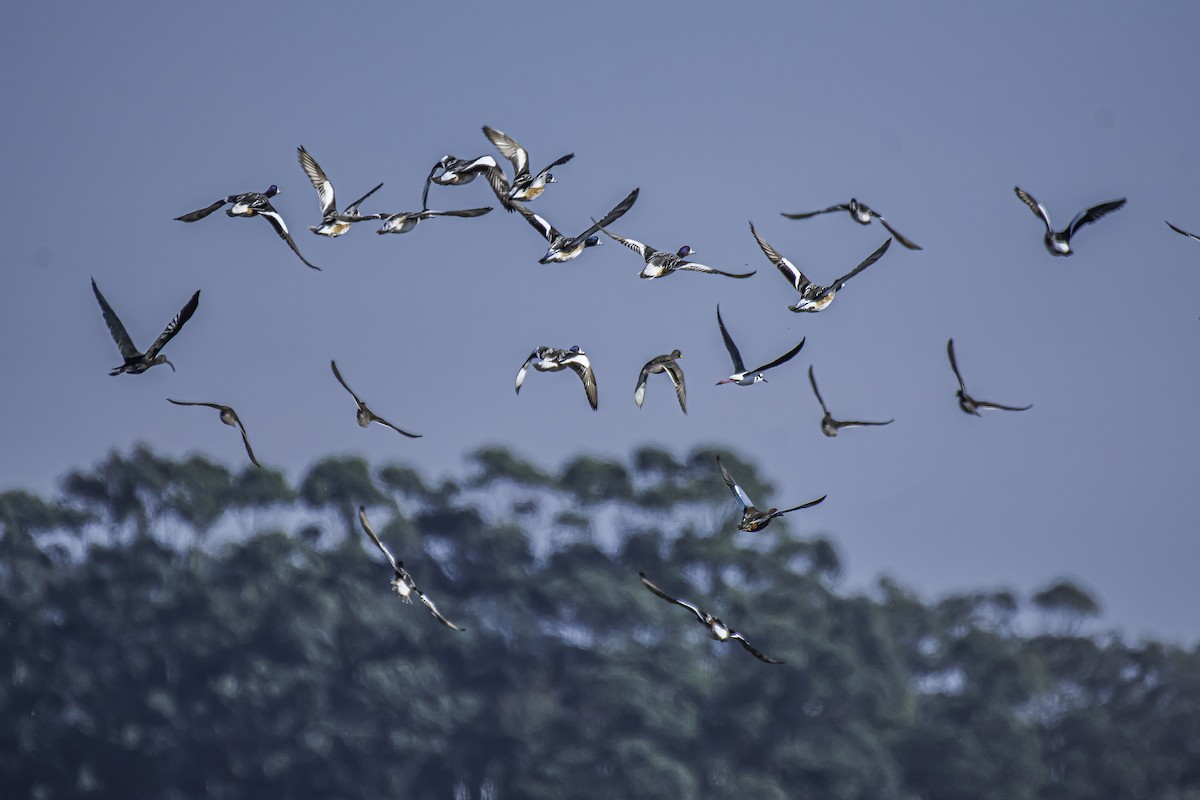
[750,221,812,293]
[1014,186,1053,232]
[638,572,708,626]
[1067,198,1126,238]
[298,145,337,217]
[535,152,575,179]
[674,261,756,279]
[565,352,599,411]
[144,289,201,360]
[174,199,228,222]
[974,399,1033,412]
[234,415,262,468]
[664,358,687,414]
[344,182,384,216]
[633,363,651,409]
[513,202,559,242]
[730,632,784,664]
[873,214,922,250]
[167,399,222,411]
[418,591,465,631]
[780,203,848,220]
[838,418,894,429]
[257,205,321,270]
[946,339,968,393]
[482,125,529,177]
[715,304,746,373]
[595,224,649,258]
[425,207,493,219]
[832,238,892,290]
[717,457,755,511]
[484,165,514,211]
[568,188,639,248]
[367,410,422,439]
[1166,220,1200,241]
[330,359,365,406]
[91,278,140,359]
[748,336,805,376]
[777,494,827,515]
[514,349,543,395]
[358,505,402,574]
[808,365,830,415]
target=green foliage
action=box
[2,445,1198,800]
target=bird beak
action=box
[165,359,176,372]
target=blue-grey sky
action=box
[3,2,1198,641]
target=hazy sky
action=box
[3,3,1199,641]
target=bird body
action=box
[597,226,755,280]
[638,572,783,664]
[91,278,200,375]
[634,350,686,412]
[175,183,321,270]
[751,222,891,313]
[781,197,922,250]
[358,507,464,631]
[331,360,421,437]
[1014,186,1126,256]
[167,399,260,466]
[715,304,805,386]
[515,346,598,410]
[373,206,492,235]
[947,339,1032,415]
[482,125,574,209]
[717,456,825,532]
[808,366,893,437]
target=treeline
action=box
[2,445,1199,799]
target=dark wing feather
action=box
[234,417,262,467]
[1067,198,1126,238]
[975,399,1033,412]
[144,290,200,360]
[1166,220,1200,241]
[780,203,848,220]
[174,199,227,222]
[874,216,922,250]
[418,592,465,631]
[513,202,558,242]
[357,505,402,574]
[750,221,811,292]
[367,411,422,438]
[777,494,827,514]
[946,339,967,393]
[748,337,805,375]
[638,572,707,626]
[731,632,784,664]
[91,278,139,359]
[832,238,891,290]
[330,359,364,405]
[715,304,745,373]
[808,365,830,414]
[568,188,639,248]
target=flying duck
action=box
[1014,187,1126,256]
[167,399,261,467]
[91,278,200,376]
[808,365,893,437]
[175,184,321,270]
[297,145,384,237]
[947,339,1032,416]
[331,360,422,437]
[358,506,464,631]
[717,456,826,533]
[422,154,502,209]
[781,198,922,250]
[751,222,892,313]
[373,206,493,235]
[482,125,574,210]
[595,226,756,279]
[638,572,783,664]
[634,350,686,413]
[515,188,639,264]
[715,304,805,386]
[515,345,598,410]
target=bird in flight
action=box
[358,506,464,631]
[482,125,574,210]
[717,456,826,533]
[634,350,686,413]
[1013,186,1126,256]
[947,338,1032,415]
[781,197,921,250]
[751,222,892,313]
[175,183,321,270]
[715,304,805,386]
[91,278,200,376]
[297,145,384,237]
[515,346,598,410]
[515,188,639,264]
[373,206,492,235]
[595,226,755,280]
[808,365,893,437]
[331,360,422,438]
[167,399,261,467]
[638,572,783,664]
